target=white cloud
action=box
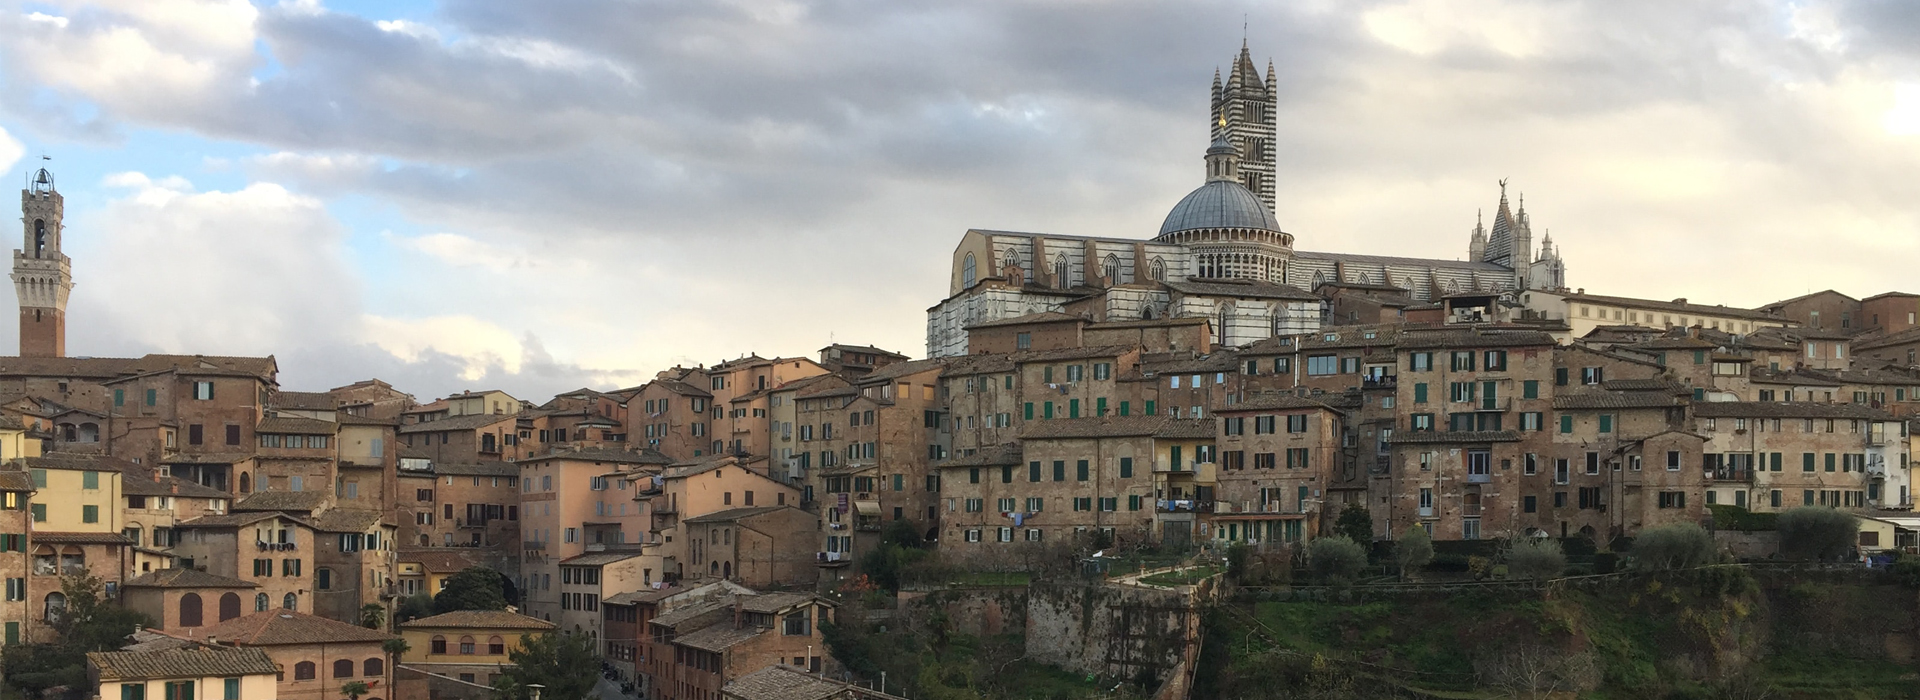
[0,126,21,175]
[384,231,534,273]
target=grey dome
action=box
[1158,180,1281,236]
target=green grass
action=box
[1137,565,1217,587]
[1761,653,1918,698]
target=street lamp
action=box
[528,683,544,700]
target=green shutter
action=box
[1694,350,1705,364]
[1069,399,1080,418]
[1770,453,1782,471]
[1044,402,1053,419]
[145,389,156,406]
[1119,401,1129,416]
[1119,457,1133,479]
[82,471,98,490]
[1076,460,1089,481]
[1145,400,1156,416]
[1029,462,1040,482]
[29,470,44,488]
[82,505,97,524]
[894,474,904,491]
[5,621,17,645]
[1170,446,1182,470]
[1053,461,1065,481]
[1598,415,1612,433]
[1128,495,1141,511]
[1555,368,1569,386]
[225,678,240,700]
[113,389,124,407]
[1522,380,1538,399]
[969,468,979,484]
[1559,415,1573,434]
[1803,453,1815,472]
[1413,383,1428,404]
[1024,403,1033,420]
[1096,398,1107,415]
[1825,453,1836,472]
[30,504,44,523]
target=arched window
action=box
[59,424,75,442]
[282,593,297,610]
[962,253,977,288]
[294,662,316,681]
[31,545,54,576]
[1054,254,1069,289]
[1103,255,1120,285]
[255,593,269,612]
[723,561,732,579]
[219,592,241,621]
[431,635,447,654]
[179,592,203,627]
[488,636,505,655]
[1357,273,1371,285]
[333,659,355,678]
[33,220,45,259]
[238,472,252,494]
[459,636,476,654]
[1149,257,1166,282]
[419,534,429,546]
[364,658,384,677]
[1003,248,1021,271]
[59,546,83,575]
[43,592,65,623]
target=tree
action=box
[491,632,598,700]
[1333,503,1373,545]
[434,567,509,614]
[1306,536,1367,584]
[1506,537,1566,580]
[1631,523,1719,571]
[342,680,371,700]
[1476,645,1600,699]
[382,637,411,699]
[1395,527,1433,580]
[396,592,435,624]
[1777,507,1859,561]
[1,573,154,699]
[359,603,386,630]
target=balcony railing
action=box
[1157,499,1213,513]
[254,541,297,552]
[1362,376,1398,390]
[1417,506,1434,518]
[1462,503,1483,516]
[1707,468,1752,483]
[1466,472,1491,484]
[522,541,546,551]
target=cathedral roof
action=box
[1158,180,1281,236]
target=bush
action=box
[1506,537,1566,580]
[1776,507,1859,561]
[1630,523,1719,571]
[1707,504,1778,532]
[1306,536,1367,584]
[1394,527,1433,579]
[1334,503,1373,544]
[1893,556,1920,588]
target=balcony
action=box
[1362,376,1398,390]
[522,541,545,551]
[1157,499,1214,514]
[1707,468,1752,483]
[254,541,297,552]
[1868,463,1888,479]
[1417,506,1434,518]
[1466,472,1491,484]
[1462,503,1483,517]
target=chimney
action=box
[207,635,218,645]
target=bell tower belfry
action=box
[15,168,71,358]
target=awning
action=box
[854,501,881,516]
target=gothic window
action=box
[238,472,251,494]
[1217,304,1232,345]
[1149,257,1166,282]
[962,253,977,288]
[1142,305,1155,320]
[43,592,65,623]
[255,593,269,612]
[1312,271,1326,289]
[1103,255,1120,285]
[283,593,297,610]
[1054,254,1069,289]
[1003,249,1021,271]
[1357,273,1371,285]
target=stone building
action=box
[398,609,553,686]
[14,168,70,358]
[195,609,397,700]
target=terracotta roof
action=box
[89,646,279,681]
[269,392,336,411]
[1218,395,1341,413]
[557,551,645,567]
[0,471,33,492]
[198,610,395,646]
[1552,391,1686,410]
[684,506,787,524]
[309,509,386,533]
[1162,279,1318,301]
[1692,402,1895,420]
[173,512,291,529]
[1018,416,1211,440]
[399,610,555,631]
[162,452,254,465]
[434,461,518,477]
[517,446,667,465]
[677,623,766,652]
[1748,370,1843,387]
[257,416,338,434]
[123,568,257,589]
[122,475,229,499]
[1560,292,1786,321]
[397,413,515,434]
[1397,329,1557,349]
[1388,430,1524,444]
[1602,378,1687,392]
[650,379,714,399]
[822,343,910,359]
[725,665,883,700]
[856,358,948,383]
[739,592,821,613]
[963,311,1085,329]
[397,548,494,573]
[21,452,130,472]
[31,532,133,544]
[651,600,733,629]
[233,491,329,513]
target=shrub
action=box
[1225,542,1252,582]
[1630,523,1718,571]
[1306,536,1367,584]
[1776,507,1859,561]
[1395,527,1433,579]
[1506,537,1566,580]
[1334,503,1374,544]
[1893,556,1920,588]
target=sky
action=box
[1,0,1919,401]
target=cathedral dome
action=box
[1158,180,1281,236]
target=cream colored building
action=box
[89,645,280,700]
[1527,290,1792,338]
[399,609,553,686]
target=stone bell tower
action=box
[15,168,71,358]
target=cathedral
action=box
[926,43,1569,357]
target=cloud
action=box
[6,0,1920,402]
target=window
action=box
[1450,352,1475,371]
[193,382,214,400]
[1581,367,1604,384]
[365,658,385,677]
[1409,353,1432,371]
[334,659,355,678]
[224,678,240,700]
[1306,356,1338,376]
[460,636,476,654]
[294,662,316,680]
[1484,351,1507,371]
[1520,412,1542,431]
[1523,453,1538,475]
[432,636,448,654]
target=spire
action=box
[1266,59,1276,93]
[1482,178,1515,265]
[1205,123,1239,183]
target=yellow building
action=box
[398,610,554,686]
[25,453,122,534]
[0,415,41,462]
[88,644,281,700]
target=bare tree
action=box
[1475,645,1599,699]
